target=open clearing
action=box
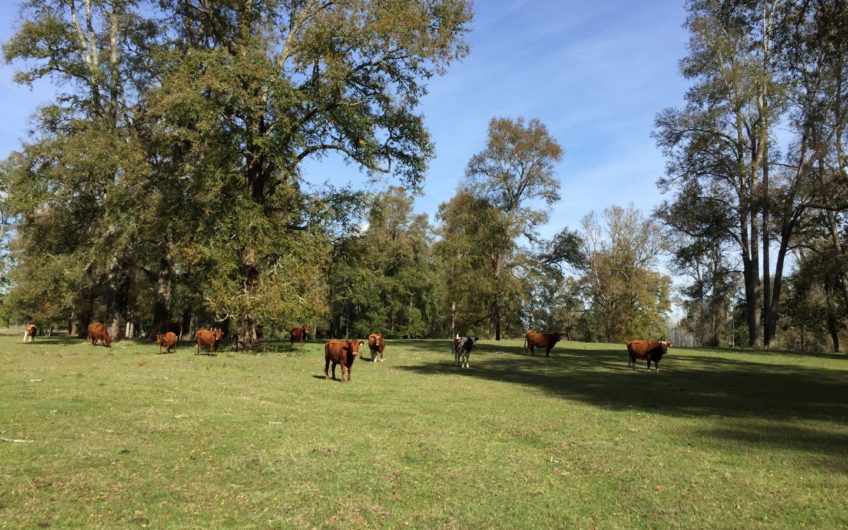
[1,332,847,528]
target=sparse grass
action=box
[1,330,847,528]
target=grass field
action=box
[1,330,847,528]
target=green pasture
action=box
[1,331,847,528]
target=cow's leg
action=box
[629,353,636,370]
[545,347,551,357]
[529,345,535,356]
[324,358,331,380]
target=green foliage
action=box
[436,190,521,337]
[1,0,472,343]
[580,205,672,342]
[326,187,439,338]
[465,116,563,240]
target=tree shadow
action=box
[693,423,848,472]
[397,344,848,466]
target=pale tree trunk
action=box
[237,316,259,351]
[151,253,173,337]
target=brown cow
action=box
[290,325,309,347]
[196,328,224,355]
[324,339,363,382]
[524,331,562,357]
[88,322,113,347]
[23,324,37,343]
[156,331,177,354]
[368,333,386,362]
[626,340,671,372]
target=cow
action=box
[324,339,363,382]
[368,333,386,362]
[87,322,113,347]
[453,335,478,368]
[626,340,671,372]
[290,325,309,347]
[23,324,37,343]
[156,331,177,354]
[196,328,224,355]
[524,331,562,357]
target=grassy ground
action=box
[1,331,847,529]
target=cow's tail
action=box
[523,335,528,355]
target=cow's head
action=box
[103,332,113,347]
[347,340,364,357]
[213,328,224,341]
[658,341,671,352]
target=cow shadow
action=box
[397,344,848,469]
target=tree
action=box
[656,0,848,348]
[459,116,563,339]
[326,187,438,338]
[465,117,563,241]
[436,190,520,339]
[3,0,473,347]
[3,0,158,337]
[579,205,671,343]
[656,180,738,346]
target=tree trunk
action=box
[151,253,173,338]
[450,301,456,338]
[764,224,794,348]
[825,285,841,353]
[236,316,258,351]
[759,4,772,348]
[489,300,500,340]
[743,254,761,348]
[180,308,192,340]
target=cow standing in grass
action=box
[156,332,177,354]
[524,331,562,357]
[290,325,309,347]
[324,339,363,382]
[196,328,223,355]
[453,335,478,368]
[88,322,112,347]
[23,324,37,343]
[368,333,386,362]
[626,340,671,372]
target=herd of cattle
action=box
[22,323,672,380]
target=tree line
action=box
[655,0,848,352]
[1,1,845,352]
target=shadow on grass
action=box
[397,340,848,469]
[396,341,848,422]
[694,423,848,471]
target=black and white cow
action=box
[453,335,479,368]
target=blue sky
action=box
[0,0,690,238]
